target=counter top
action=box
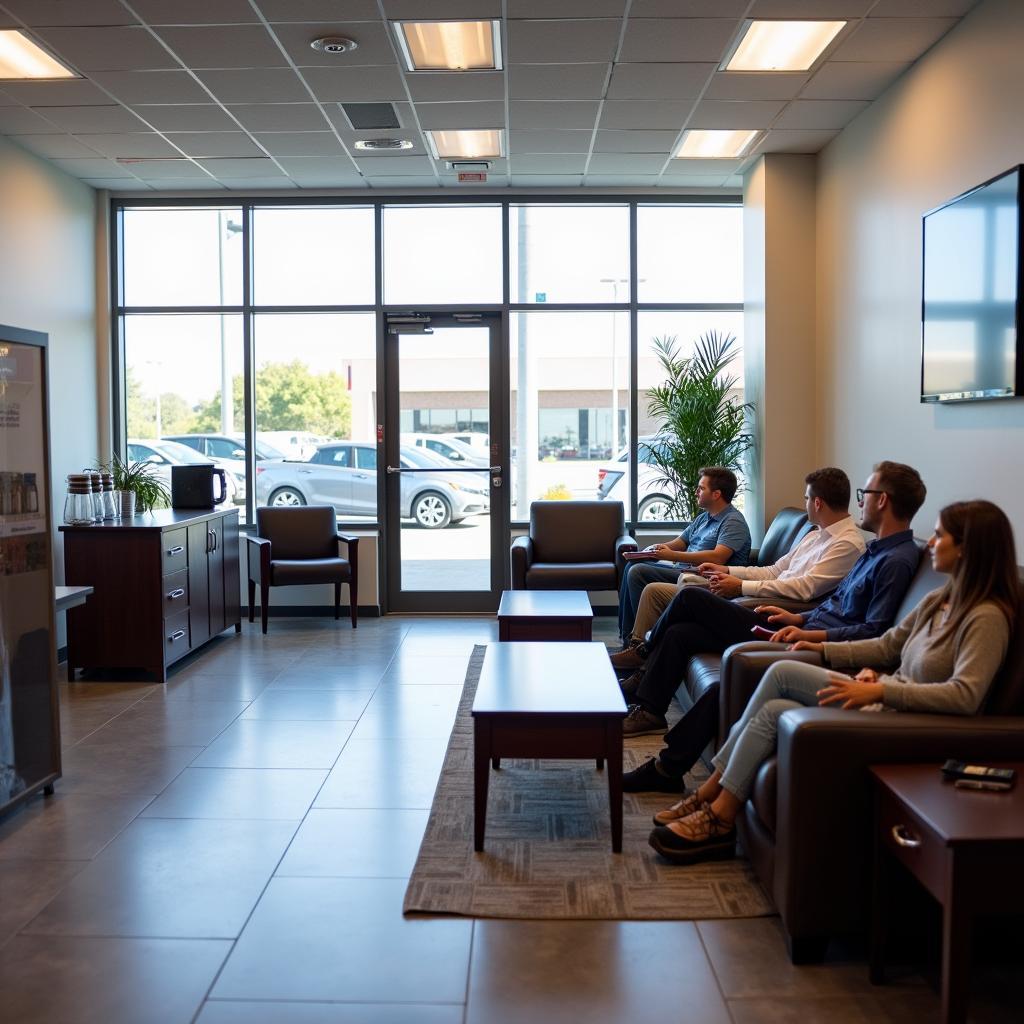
[59,507,239,532]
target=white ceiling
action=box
[0,0,979,192]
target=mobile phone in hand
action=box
[750,625,776,640]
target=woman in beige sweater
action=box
[649,499,1019,865]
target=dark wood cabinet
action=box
[61,508,241,683]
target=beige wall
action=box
[0,137,98,634]
[816,0,1024,538]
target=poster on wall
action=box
[0,330,58,814]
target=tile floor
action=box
[0,616,1019,1023]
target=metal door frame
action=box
[379,311,508,613]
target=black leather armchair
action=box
[247,506,359,634]
[510,500,636,591]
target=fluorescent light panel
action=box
[396,20,501,71]
[426,129,503,159]
[0,30,76,79]
[676,129,759,159]
[723,20,846,72]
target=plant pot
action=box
[119,490,137,518]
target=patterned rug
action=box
[403,645,775,920]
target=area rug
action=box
[403,645,774,920]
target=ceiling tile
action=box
[90,71,212,104]
[657,174,732,187]
[276,157,361,178]
[801,61,910,101]
[165,132,266,157]
[217,177,298,189]
[130,0,263,24]
[34,27,178,71]
[509,64,609,100]
[749,0,873,14]
[869,0,978,14]
[507,20,621,63]
[34,105,149,132]
[155,26,286,69]
[406,72,504,103]
[326,100,414,132]
[774,99,869,129]
[72,133,182,158]
[353,154,435,175]
[7,134,100,158]
[632,0,748,13]
[588,153,666,173]
[0,108,67,136]
[253,132,345,156]
[51,157,134,176]
[272,22,396,67]
[301,66,408,102]
[593,129,678,153]
[509,100,599,129]
[688,99,785,129]
[287,175,368,188]
[752,128,840,153]
[255,1,380,19]
[415,101,506,129]
[196,157,283,177]
[606,63,714,100]
[508,174,583,187]
[599,100,693,129]
[667,158,744,175]
[832,18,960,62]
[133,105,240,131]
[196,69,310,103]
[584,174,661,186]
[2,1,139,26]
[511,0,624,13]
[0,79,112,106]
[132,177,224,188]
[705,72,809,101]
[618,19,737,63]
[227,103,330,131]
[384,0,501,16]
[508,129,592,153]
[84,178,153,190]
[368,177,439,188]
[127,159,213,178]
[511,154,587,173]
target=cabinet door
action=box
[187,523,211,647]
[221,512,241,629]
[208,518,226,635]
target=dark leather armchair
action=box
[510,500,636,591]
[247,506,359,634]
[716,560,1024,963]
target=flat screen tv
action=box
[921,165,1023,403]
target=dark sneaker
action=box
[652,791,703,826]
[610,642,648,670]
[647,803,736,865]
[620,669,644,701]
[622,704,668,737]
[622,757,684,794]
[610,636,643,655]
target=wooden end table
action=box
[497,589,593,642]
[471,642,626,852]
[869,762,1024,1024]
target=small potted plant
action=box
[108,453,170,517]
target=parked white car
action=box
[256,430,325,461]
[127,438,241,504]
[401,433,490,468]
[596,437,675,520]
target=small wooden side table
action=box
[497,590,593,642]
[869,762,1024,1024]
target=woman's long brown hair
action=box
[933,500,1019,634]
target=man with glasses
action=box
[617,461,925,745]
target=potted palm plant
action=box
[108,453,170,517]
[642,331,754,521]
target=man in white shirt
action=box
[616,467,865,664]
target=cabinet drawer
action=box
[164,609,191,666]
[162,529,188,574]
[162,569,189,618]
[878,786,949,900]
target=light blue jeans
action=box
[711,659,835,803]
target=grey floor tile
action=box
[0,934,230,1024]
[197,1003,464,1024]
[0,792,153,861]
[147,673,275,702]
[192,719,356,769]
[466,919,731,1024]
[240,688,372,720]
[0,859,87,946]
[57,743,204,796]
[141,767,328,820]
[314,737,448,809]
[24,817,297,939]
[380,653,478,685]
[74,700,248,748]
[212,876,472,1003]
[352,687,460,739]
[276,808,429,877]
[266,664,386,691]
[727,992,943,1023]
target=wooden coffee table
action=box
[472,642,627,852]
[497,589,593,642]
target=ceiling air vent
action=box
[341,102,400,130]
[354,138,413,151]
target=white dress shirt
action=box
[728,515,866,601]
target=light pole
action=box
[599,277,643,456]
[218,213,243,435]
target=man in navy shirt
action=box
[617,467,751,643]
[618,461,926,741]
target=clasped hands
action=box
[816,668,885,709]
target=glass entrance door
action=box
[383,313,506,613]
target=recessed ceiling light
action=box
[394,20,502,72]
[722,20,846,72]
[310,36,358,55]
[675,130,760,159]
[0,30,76,79]
[426,129,503,160]
[354,138,414,151]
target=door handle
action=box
[166,545,184,556]
[167,588,185,600]
[298,469,312,474]
[206,529,213,554]
[168,629,186,642]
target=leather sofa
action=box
[718,560,1024,963]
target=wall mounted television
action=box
[921,164,1023,403]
